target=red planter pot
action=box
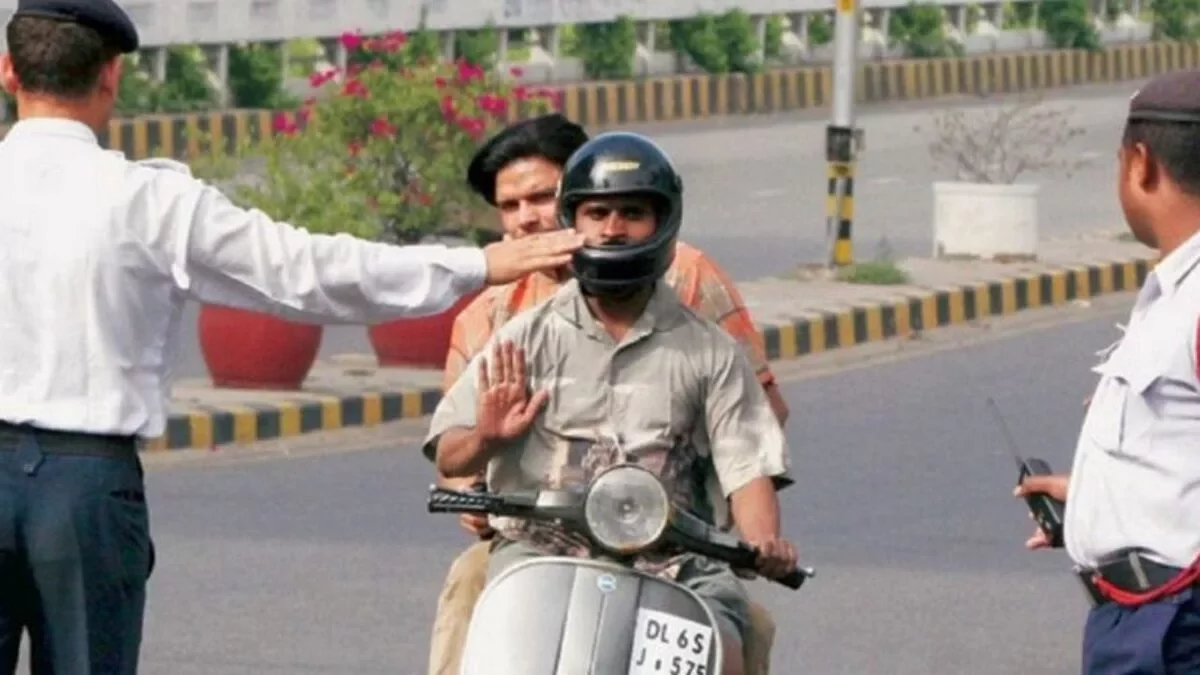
[367,289,482,369]
[198,304,324,390]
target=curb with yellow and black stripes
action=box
[140,389,441,452]
[140,255,1157,452]
[29,40,1198,161]
[758,256,1154,361]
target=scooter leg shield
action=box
[460,557,724,675]
[427,541,492,675]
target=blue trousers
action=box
[0,429,155,674]
[1083,587,1200,674]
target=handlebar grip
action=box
[427,487,496,514]
[773,566,814,590]
[728,540,814,591]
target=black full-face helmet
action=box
[556,131,684,299]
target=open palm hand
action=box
[475,340,548,443]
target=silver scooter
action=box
[427,463,815,675]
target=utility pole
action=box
[825,0,864,268]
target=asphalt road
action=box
[95,293,1135,675]
[172,80,1145,380]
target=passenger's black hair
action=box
[466,113,589,205]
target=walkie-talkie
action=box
[986,398,1065,549]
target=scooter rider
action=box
[424,114,787,675]
[425,131,800,675]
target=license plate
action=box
[628,608,714,675]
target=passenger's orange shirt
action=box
[442,240,773,392]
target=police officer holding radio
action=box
[1016,69,1200,674]
[0,1,583,672]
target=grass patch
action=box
[835,260,911,285]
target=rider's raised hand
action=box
[483,230,585,285]
[475,340,548,443]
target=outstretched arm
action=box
[138,164,582,323]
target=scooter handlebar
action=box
[427,485,815,590]
[723,538,814,591]
[427,486,500,514]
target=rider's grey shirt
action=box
[1064,230,1200,569]
[423,278,791,572]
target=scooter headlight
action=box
[583,465,671,555]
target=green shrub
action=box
[1041,0,1103,49]
[574,16,638,80]
[890,2,963,58]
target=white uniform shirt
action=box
[1065,228,1200,569]
[0,118,487,439]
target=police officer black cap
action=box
[1128,69,1200,125]
[11,0,139,53]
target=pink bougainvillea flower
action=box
[340,31,363,51]
[308,68,337,88]
[383,30,407,52]
[440,94,458,121]
[457,116,486,140]
[476,93,509,118]
[342,79,369,98]
[272,112,297,135]
[369,117,396,137]
[512,85,529,101]
[509,66,524,77]
[348,140,363,156]
[434,76,448,89]
[455,59,484,84]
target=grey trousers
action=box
[0,424,155,675]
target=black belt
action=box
[0,420,137,459]
[1080,550,1198,605]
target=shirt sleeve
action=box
[422,346,484,463]
[425,298,494,463]
[442,293,495,394]
[687,255,775,387]
[704,334,793,498]
[141,165,488,324]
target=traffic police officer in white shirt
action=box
[0,0,585,672]
[1016,69,1200,674]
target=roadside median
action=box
[28,41,1200,162]
[141,230,1157,453]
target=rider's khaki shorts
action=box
[487,538,752,643]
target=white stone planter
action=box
[932,181,1040,261]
